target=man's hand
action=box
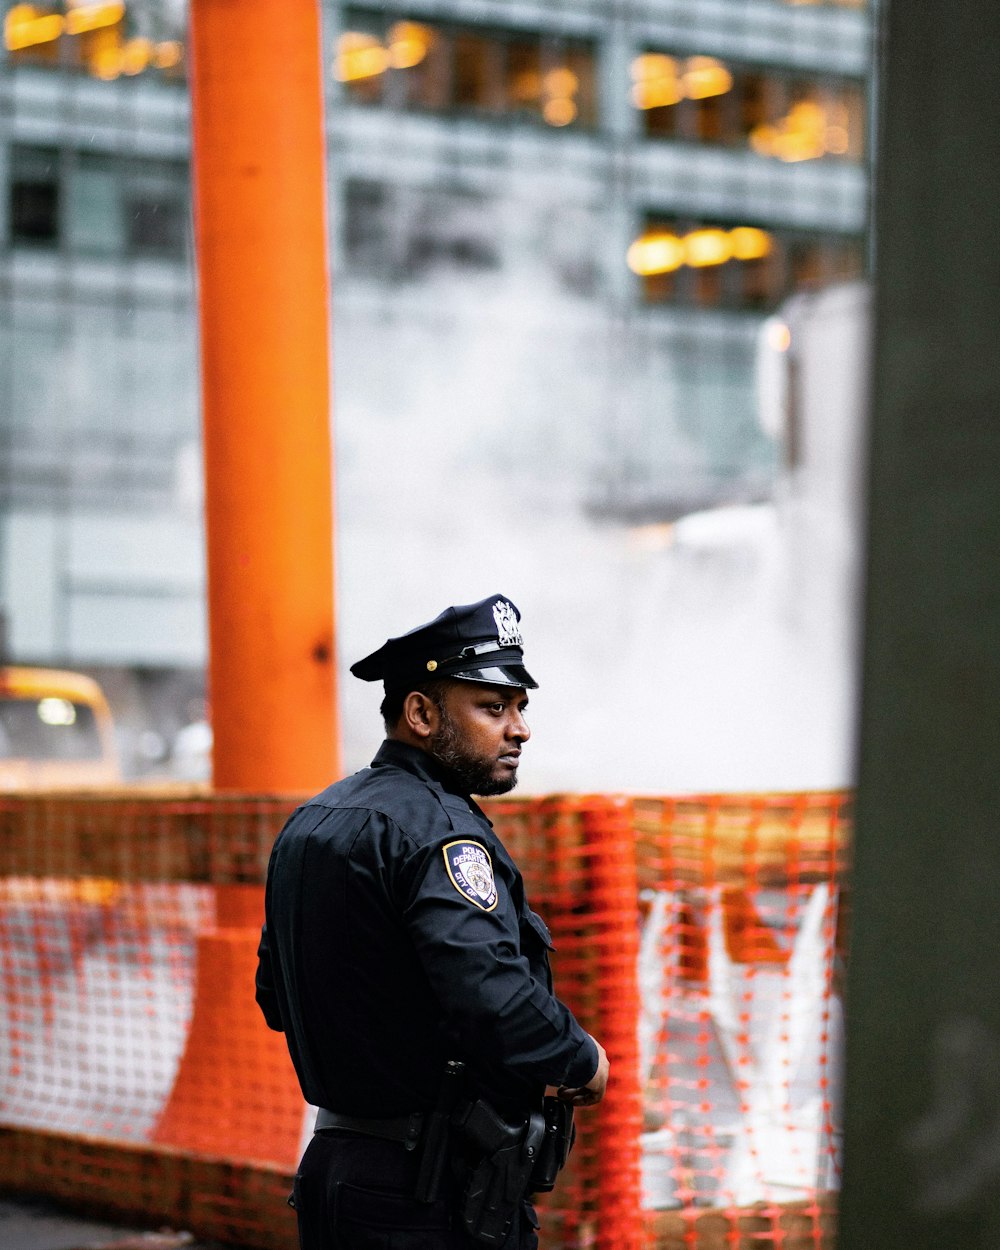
[556,1037,609,1107]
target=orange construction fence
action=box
[0,789,849,1249]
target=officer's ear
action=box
[401,690,440,740]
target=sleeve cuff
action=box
[562,1032,599,1088]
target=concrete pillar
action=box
[840,4,1000,1244]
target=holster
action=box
[529,1096,576,1193]
[414,1062,576,1246]
[453,1099,546,1246]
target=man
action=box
[255,595,609,1249]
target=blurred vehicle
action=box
[0,666,121,790]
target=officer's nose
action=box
[509,708,530,743]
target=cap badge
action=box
[443,840,498,912]
[492,599,522,648]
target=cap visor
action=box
[447,664,538,690]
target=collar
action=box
[371,739,493,824]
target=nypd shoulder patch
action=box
[443,840,498,912]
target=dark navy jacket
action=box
[255,740,597,1117]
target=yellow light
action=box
[335,32,389,82]
[772,132,824,162]
[630,53,682,110]
[64,2,124,36]
[790,100,825,128]
[751,99,830,162]
[91,46,120,78]
[729,226,772,260]
[387,21,432,70]
[684,228,732,267]
[631,80,683,109]
[766,321,792,352]
[544,67,579,97]
[121,37,152,76]
[5,6,64,52]
[749,123,776,157]
[682,56,733,100]
[152,40,183,70]
[630,53,678,83]
[543,96,577,127]
[627,232,685,276]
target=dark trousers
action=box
[293,1130,540,1250]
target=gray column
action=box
[839,2,1000,1247]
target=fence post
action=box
[583,796,646,1249]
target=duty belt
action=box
[314,1107,424,1151]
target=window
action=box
[337,10,597,130]
[123,158,189,259]
[343,179,501,281]
[632,53,865,162]
[341,179,601,294]
[628,217,864,310]
[9,145,60,245]
[126,197,187,257]
[0,698,103,762]
[8,144,189,259]
[67,153,122,253]
[4,4,185,83]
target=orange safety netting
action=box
[0,790,849,1249]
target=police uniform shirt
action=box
[255,739,598,1118]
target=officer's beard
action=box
[428,708,520,797]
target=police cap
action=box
[351,595,538,692]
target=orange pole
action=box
[190,0,339,791]
[584,797,646,1249]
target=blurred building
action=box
[0,0,872,782]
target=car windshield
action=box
[0,697,103,761]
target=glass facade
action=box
[634,53,865,163]
[4,2,184,82]
[0,0,874,695]
[9,142,189,258]
[337,8,597,129]
[630,217,865,309]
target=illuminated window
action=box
[633,51,865,162]
[3,3,185,82]
[9,145,60,245]
[337,10,597,130]
[630,216,864,309]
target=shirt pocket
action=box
[519,907,556,992]
[521,908,555,951]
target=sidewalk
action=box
[0,1197,233,1250]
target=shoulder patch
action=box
[443,840,498,912]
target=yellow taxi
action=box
[0,666,120,789]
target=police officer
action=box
[255,595,609,1249]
